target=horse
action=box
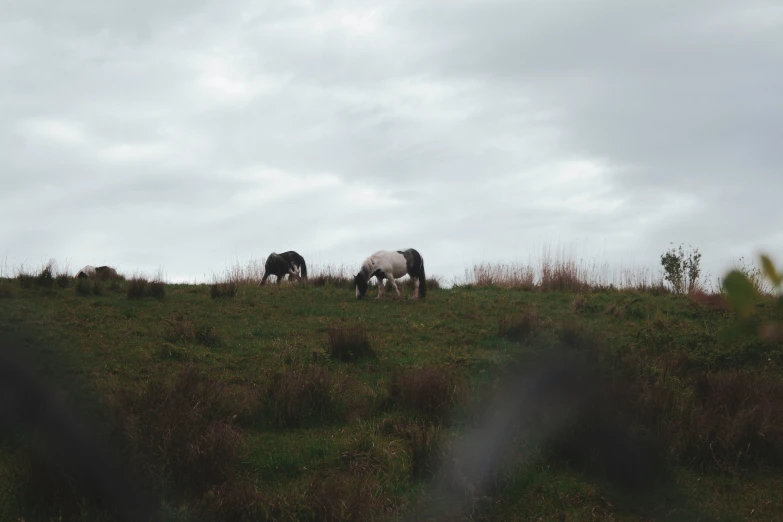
[77,265,119,280]
[261,251,308,285]
[77,265,96,278]
[354,249,426,300]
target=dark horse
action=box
[261,251,308,285]
[354,248,426,299]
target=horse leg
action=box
[414,276,420,299]
[389,277,401,297]
[277,273,285,285]
[261,273,270,286]
[376,274,386,299]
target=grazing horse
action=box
[354,249,426,300]
[77,265,119,280]
[77,265,96,278]
[261,251,308,285]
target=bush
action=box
[660,243,702,294]
[327,323,373,362]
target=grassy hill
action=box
[1,269,782,521]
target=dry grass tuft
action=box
[75,278,102,296]
[0,282,17,298]
[469,262,535,290]
[110,366,248,500]
[629,371,783,473]
[388,366,463,423]
[150,279,165,299]
[262,366,350,428]
[211,281,238,299]
[498,310,543,343]
[327,323,374,362]
[163,313,196,343]
[571,293,587,313]
[689,290,730,312]
[126,274,165,299]
[126,276,149,299]
[305,263,355,288]
[305,468,385,522]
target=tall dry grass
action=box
[461,247,668,293]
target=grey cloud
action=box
[1,0,781,283]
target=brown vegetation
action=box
[327,323,374,362]
[388,366,463,423]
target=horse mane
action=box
[359,259,373,281]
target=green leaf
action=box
[722,270,758,317]
[760,254,782,287]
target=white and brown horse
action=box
[354,249,426,299]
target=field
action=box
[1,263,783,522]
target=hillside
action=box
[1,273,783,522]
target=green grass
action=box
[1,277,782,521]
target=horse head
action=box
[354,273,368,299]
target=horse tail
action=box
[417,253,427,299]
[419,261,427,298]
[299,256,308,279]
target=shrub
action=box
[660,243,702,294]
[327,323,373,362]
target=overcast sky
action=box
[2,0,782,285]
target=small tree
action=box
[660,243,702,294]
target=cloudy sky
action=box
[2,0,781,285]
